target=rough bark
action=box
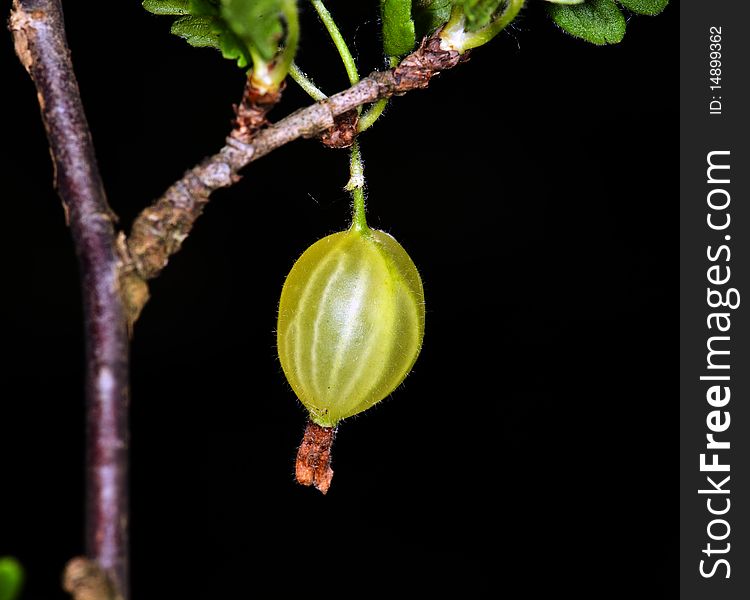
[320,109,359,149]
[230,79,283,144]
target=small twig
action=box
[127,36,466,284]
[230,77,283,144]
[9,1,130,598]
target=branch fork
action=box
[9,1,469,596]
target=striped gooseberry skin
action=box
[277,227,425,428]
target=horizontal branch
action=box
[126,37,466,287]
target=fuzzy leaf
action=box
[170,15,220,46]
[143,0,191,14]
[170,15,251,66]
[221,0,284,62]
[0,558,24,600]
[454,0,505,32]
[189,0,221,15]
[617,0,668,16]
[380,0,416,56]
[143,0,289,67]
[413,0,452,37]
[548,0,626,45]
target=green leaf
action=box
[189,0,221,16]
[0,558,24,600]
[143,0,292,68]
[221,0,284,62]
[453,0,505,32]
[143,0,192,14]
[617,0,668,16]
[170,15,251,66]
[548,0,626,45]
[380,0,416,56]
[544,0,585,4]
[171,15,220,46]
[218,29,253,66]
[413,0,452,37]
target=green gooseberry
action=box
[277,225,425,428]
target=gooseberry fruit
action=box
[277,226,426,428]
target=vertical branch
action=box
[9,1,129,598]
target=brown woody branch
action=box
[9,0,130,598]
[126,37,465,289]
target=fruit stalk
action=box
[347,140,368,230]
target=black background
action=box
[2,2,677,598]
